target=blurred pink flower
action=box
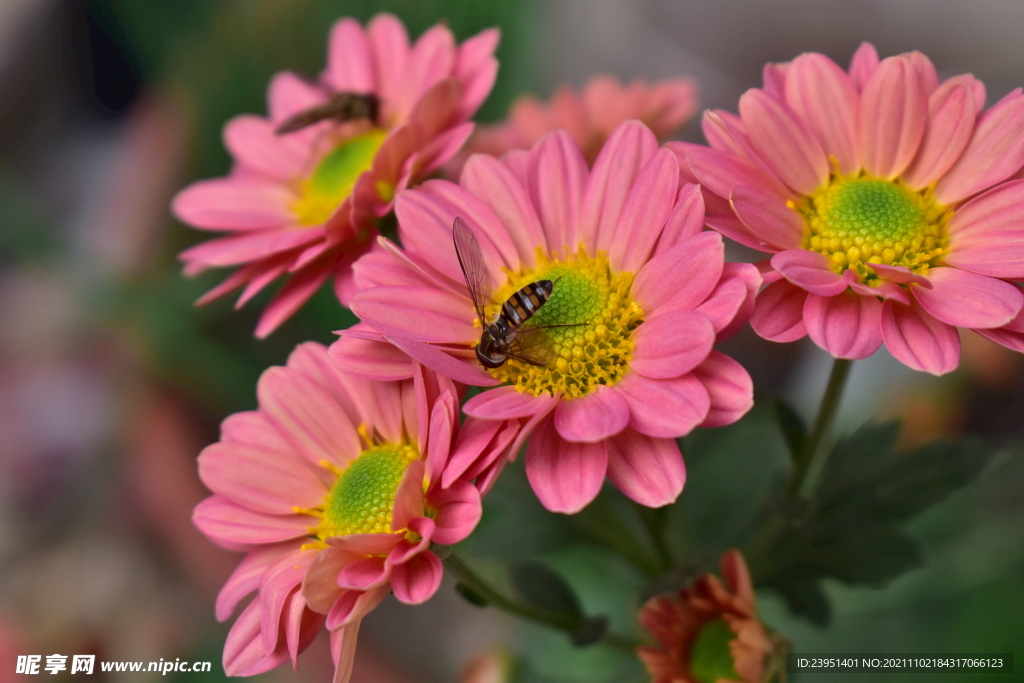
[193,343,488,681]
[340,121,759,513]
[673,43,1024,375]
[173,14,499,337]
[637,550,773,683]
[456,74,696,169]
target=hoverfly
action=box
[453,217,564,369]
[275,92,380,135]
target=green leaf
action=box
[455,582,488,607]
[755,422,999,624]
[570,616,609,647]
[510,560,583,621]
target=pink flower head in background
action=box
[457,74,696,169]
[192,343,485,682]
[673,43,1024,374]
[638,550,774,683]
[340,121,759,514]
[173,14,499,337]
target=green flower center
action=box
[484,248,643,399]
[796,174,951,284]
[292,129,388,226]
[688,618,741,683]
[315,442,419,539]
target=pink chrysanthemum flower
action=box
[173,14,499,337]
[637,550,774,683]
[672,43,1024,375]
[457,74,696,169]
[192,343,485,682]
[338,121,759,514]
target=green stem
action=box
[789,357,852,499]
[444,552,640,651]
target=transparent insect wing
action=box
[452,217,493,321]
[508,326,557,366]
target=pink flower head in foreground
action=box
[638,550,774,683]
[340,120,759,514]
[173,14,499,337]
[673,43,1024,375]
[461,74,697,168]
[193,343,486,682]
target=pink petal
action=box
[302,546,358,614]
[684,144,790,206]
[325,18,374,92]
[849,42,880,92]
[179,229,319,268]
[975,308,1024,352]
[750,279,809,342]
[254,266,331,339]
[352,285,477,343]
[330,622,360,683]
[391,461,427,532]
[414,122,475,175]
[283,592,321,670]
[461,154,545,268]
[692,351,754,427]
[858,56,928,179]
[223,599,289,676]
[337,557,390,591]
[804,291,883,359]
[454,28,500,119]
[610,148,680,272]
[223,115,307,180]
[654,183,705,256]
[606,431,685,507]
[220,410,292,450]
[845,272,911,305]
[902,81,977,190]
[384,335,499,386]
[870,263,932,287]
[429,480,482,545]
[762,63,788,99]
[771,249,848,296]
[907,51,939,94]
[935,89,1024,204]
[463,385,556,419]
[616,372,710,438]
[698,262,762,341]
[403,25,457,114]
[387,517,434,565]
[881,299,961,375]
[945,179,1024,278]
[326,585,388,630]
[581,120,658,252]
[390,552,444,604]
[329,334,414,382]
[217,544,296,621]
[259,551,313,654]
[525,416,608,514]
[528,130,588,254]
[367,14,410,123]
[257,366,361,468]
[739,88,828,195]
[553,385,630,442]
[193,496,313,547]
[632,232,725,316]
[172,178,294,230]
[729,186,805,252]
[327,533,403,556]
[198,443,325,514]
[913,267,1022,329]
[267,71,329,127]
[630,310,716,379]
[785,52,859,173]
[444,418,516,487]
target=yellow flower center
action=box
[484,247,643,399]
[297,433,419,546]
[793,173,951,285]
[291,129,388,226]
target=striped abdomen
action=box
[499,280,554,329]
